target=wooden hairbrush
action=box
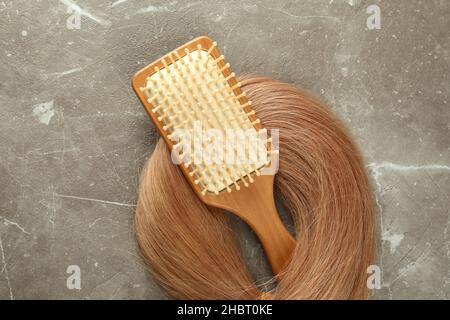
[132,36,295,274]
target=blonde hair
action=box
[135,76,375,299]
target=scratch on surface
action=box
[0,235,14,300]
[53,193,135,207]
[110,282,126,299]
[390,242,432,285]
[66,111,143,120]
[88,217,103,228]
[59,0,111,26]
[343,0,360,6]
[28,148,79,156]
[368,162,450,173]
[136,2,176,14]
[264,6,340,22]
[0,216,31,235]
[88,217,126,229]
[329,1,362,8]
[46,67,83,78]
[135,1,201,14]
[179,1,201,10]
[59,107,67,168]
[111,0,127,7]
[50,190,56,227]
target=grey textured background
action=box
[0,0,449,299]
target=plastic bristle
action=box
[236,92,246,99]
[241,176,249,187]
[225,72,236,81]
[219,63,230,72]
[169,54,176,65]
[230,82,241,90]
[162,58,168,69]
[207,41,217,55]
[215,55,225,64]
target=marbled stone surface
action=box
[0,0,448,299]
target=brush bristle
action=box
[141,42,268,195]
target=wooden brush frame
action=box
[132,36,295,274]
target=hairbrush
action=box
[132,36,295,274]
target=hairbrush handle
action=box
[238,189,296,275]
[203,174,295,275]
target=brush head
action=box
[132,37,271,196]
